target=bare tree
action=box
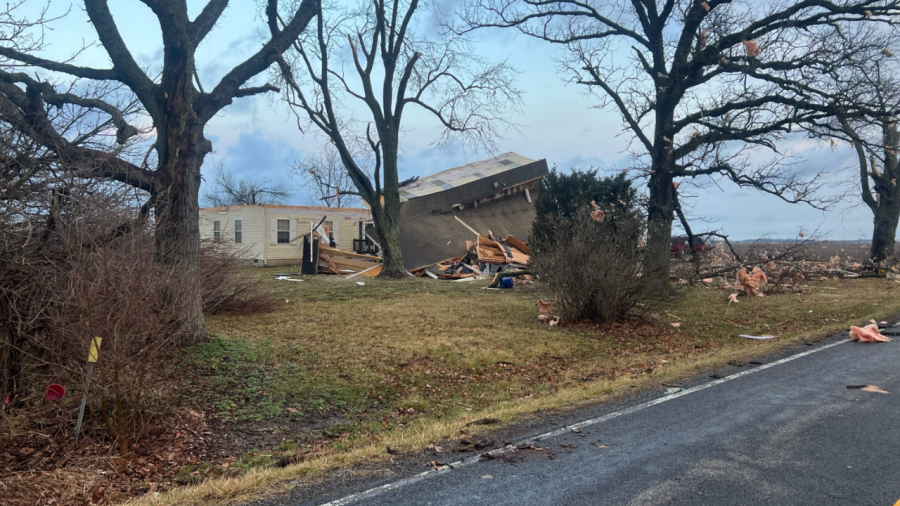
[202,162,292,207]
[292,143,365,208]
[803,26,900,263]
[0,0,318,342]
[274,0,523,277]
[841,116,900,263]
[457,0,900,287]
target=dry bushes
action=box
[0,186,276,502]
[530,210,655,322]
[200,240,277,315]
[1,187,275,453]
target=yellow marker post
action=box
[88,337,102,362]
[75,337,102,443]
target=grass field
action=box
[134,269,900,505]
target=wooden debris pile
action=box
[317,245,382,277]
[411,231,530,280]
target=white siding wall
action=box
[199,206,266,263]
[264,208,370,263]
[199,205,370,265]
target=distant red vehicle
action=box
[670,236,707,257]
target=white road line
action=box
[318,338,851,506]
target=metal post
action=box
[75,337,101,443]
[74,362,93,443]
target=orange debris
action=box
[849,324,893,343]
[743,40,760,57]
[736,266,767,296]
[535,299,554,314]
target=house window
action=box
[213,220,221,241]
[276,219,291,244]
[234,219,242,244]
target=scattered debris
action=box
[728,293,739,304]
[423,460,447,469]
[43,384,66,402]
[861,385,889,394]
[411,231,531,282]
[536,310,560,327]
[736,266,767,297]
[516,443,549,451]
[535,299,554,313]
[590,200,606,222]
[482,475,493,479]
[453,439,493,452]
[849,324,893,343]
[738,334,777,340]
[743,39,760,57]
[318,245,383,277]
[355,282,366,286]
[663,387,684,395]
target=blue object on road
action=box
[499,277,514,289]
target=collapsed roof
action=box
[395,153,549,269]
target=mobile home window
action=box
[323,220,335,243]
[276,219,291,244]
[234,219,243,244]
[213,220,221,241]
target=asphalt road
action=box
[276,332,900,506]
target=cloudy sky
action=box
[15,1,873,240]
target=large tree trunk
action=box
[375,139,407,277]
[152,42,211,346]
[153,143,208,346]
[871,191,900,263]
[871,124,900,264]
[372,206,406,277]
[644,167,675,289]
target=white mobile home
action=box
[199,204,372,265]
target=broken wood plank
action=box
[346,264,382,278]
[318,245,382,261]
[504,235,531,255]
[454,216,480,236]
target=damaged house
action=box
[198,152,547,278]
[377,152,549,272]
